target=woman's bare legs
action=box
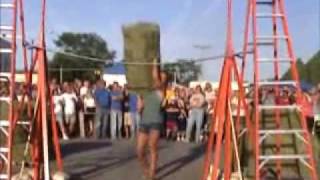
[58,122,68,139]
[148,130,160,179]
[137,131,149,178]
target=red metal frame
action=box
[243,0,318,179]
[2,0,63,179]
[204,0,318,179]
[277,1,318,179]
[202,0,252,179]
[7,0,18,179]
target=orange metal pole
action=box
[49,88,64,171]
[240,0,252,78]
[18,0,29,79]
[223,80,233,180]
[232,59,253,143]
[251,0,261,179]
[7,0,18,179]
[277,1,318,179]
[210,60,233,180]
[271,0,282,178]
[202,59,228,180]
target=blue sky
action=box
[24,0,319,81]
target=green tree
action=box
[304,50,320,84]
[49,32,116,82]
[282,58,307,81]
[282,50,320,85]
[163,60,201,85]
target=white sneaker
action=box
[63,135,69,140]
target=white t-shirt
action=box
[53,95,63,114]
[190,93,205,108]
[80,86,89,97]
[84,96,95,108]
[61,92,77,115]
[205,91,216,102]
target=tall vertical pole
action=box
[251,0,261,179]
[60,65,63,83]
[277,0,318,179]
[271,1,282,178]
[7,0,18,179]
[39,0,50,179]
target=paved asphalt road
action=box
[62,139,205,180]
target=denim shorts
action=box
[139,123,162,133]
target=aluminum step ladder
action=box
[0,0,16,179]
[250,0,318,179]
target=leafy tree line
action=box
[282,50,320,85]
[49,32,116,82]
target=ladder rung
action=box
[17,121,30,125]
[259,129,306,135]
[256,13,284,18]
[0,25,13,31]
[259,154,309,160]
[0,3,14,8]
[0,49,12,53]
[257,35,289,40]
[0,147,9,153]
[259,129,308,144]
[0,174,8,179]
[0,120,30,126]
[259,105,299,110]
[0,120,9,126]
[257,58,291,63]
[258,81,297,86]
[0,33,21,40]
[0,97,10,103]
[256,1,273,5]
[248,42,274,46]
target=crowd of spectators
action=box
[2,77,320,142]
[48,79,219,143]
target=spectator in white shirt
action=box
[61,85,78,136]
[53,89,68,140]
[83,91,96,136]
[80,80,90,98]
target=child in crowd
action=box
[123,86,132,138]
[83,91,96,136]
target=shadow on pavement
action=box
[61,139,112,158]
[157,144,205,180]
[69,143,168,179]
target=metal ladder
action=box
[250,0,318,179]
[0,0,18,179]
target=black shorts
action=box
[139,123,162,133]
[85,107,96,119]
[177,118,186,131]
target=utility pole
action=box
[59,65,63,83]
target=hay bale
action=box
[123,22,161,94]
